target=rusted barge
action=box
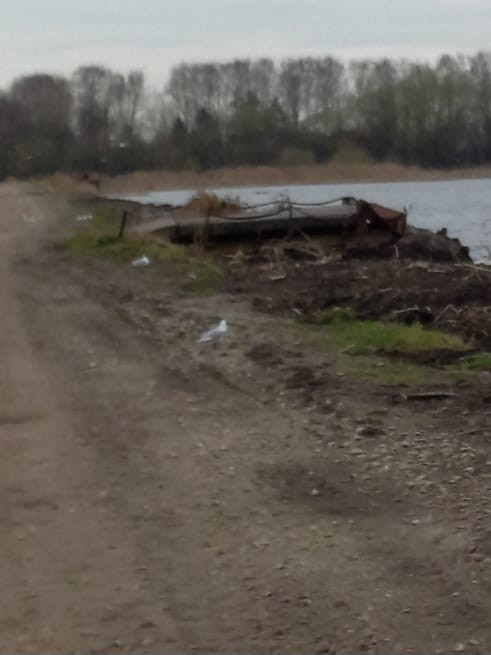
[131,196,407,244]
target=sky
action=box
[2,0,491,89]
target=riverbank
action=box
[69,194,491,367]
[42,162,491,196]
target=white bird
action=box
[198,319,229,343]
[132,255,151,267]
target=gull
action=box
[198,320,229,343]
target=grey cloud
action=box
[1,0,491,86]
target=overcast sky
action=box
[2,0,491,89]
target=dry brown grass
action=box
[181,191,241,216]
[39,162,491,196]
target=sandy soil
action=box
[2,181,491,654]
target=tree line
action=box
[1,52,491,180]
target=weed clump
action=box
[183,192,241,216]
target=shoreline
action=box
[44,162,491,195]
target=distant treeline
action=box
[2,52,491,179]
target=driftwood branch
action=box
[403,392,457,401]
[457,263,491,275]
[434,304,461,324]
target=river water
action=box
[113,178,491,262]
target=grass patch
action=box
[64,231,178,264]
[354,355,489,385]
[307,310,469,355]
[289,320,452,385]
[182,262,224,295]
[311,307,356,324]
[329,319,468,355]
[344,355,442,385]
[452,352,491,372]
[65,200,224,296]
[73,199,124,230]
[292,311,472,385]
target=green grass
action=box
[312,307,356,324]
[307,310,469,355]
[182,262,224,295]
[344,356,442,385]
[73,199,123,230]
[347,355,487,386]
[65,201,224,295]
[292,310,474,385]
[452,352,491,372]
[64,230,194,265]
[329,319,468,354]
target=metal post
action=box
[119,211,128,240]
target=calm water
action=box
[113,178,491,262]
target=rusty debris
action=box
[356,200,407,237]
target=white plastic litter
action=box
[76,213,93,222]
[198,319,229,343]
[132,255,151,268]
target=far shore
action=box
[41,161,491,196]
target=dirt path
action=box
[1,182,491,654]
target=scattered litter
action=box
[188,273,198,280]
[269,274,287,282]
[76,213,93,222]
[198,319,229,343]
[132,255,151,268]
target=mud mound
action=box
[228,254,491,349]
[344,226,471,263]
[395,227,471,262]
